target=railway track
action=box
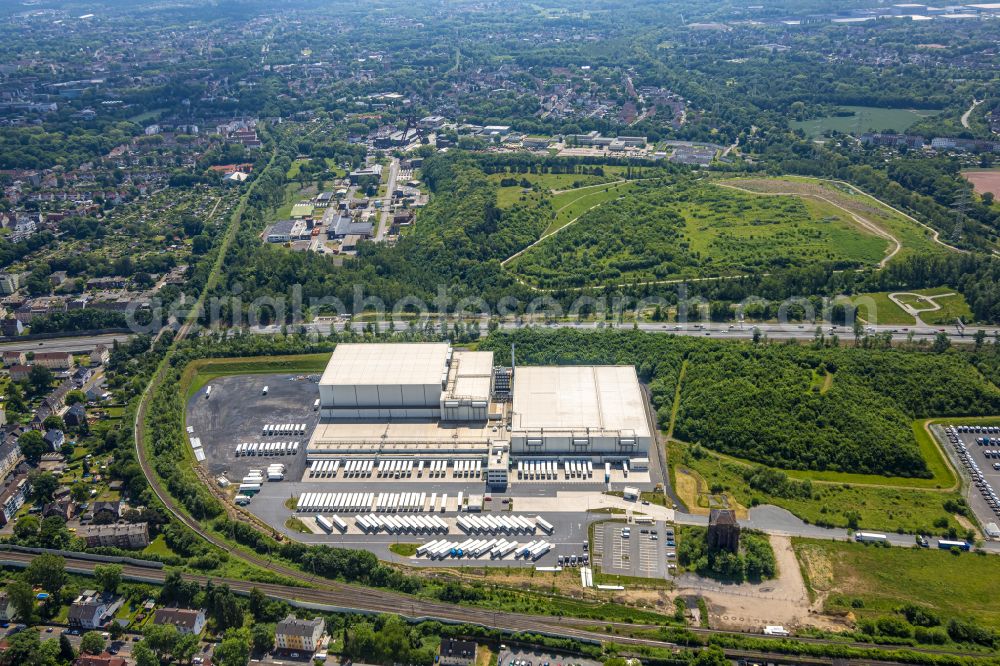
[2,551,970,665]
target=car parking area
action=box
[940,424,1000,537]
[597,520,671,580]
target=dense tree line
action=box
[482,329,1000,476]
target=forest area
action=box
[482,329,1000,477]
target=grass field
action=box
[183,353,330,400]
[721,176,949,262]
[489,172,617,208]
[544,180,637,236]
[791,106,939,138]
[684,184,889,266]
[793,537,1000,629]
[836,287,974,326]
[511,176,915,288]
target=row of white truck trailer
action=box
[416,538,553,561]
[261,423,307,436]
[236,441,300,457]
[297,491,481,514]
[457,514,554,535]
[517,460,596,480]
[306,458,482,480]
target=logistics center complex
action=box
[305,342,652,487]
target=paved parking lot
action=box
[186,373,321,479]
[597,520,673,580]
[937,424,1000,537]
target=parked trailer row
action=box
[427,460,450,478]
[355,513,449,534]
[262,423,307,436]
[517,540,553,560]
[416,537,521,560]
[453,460,482,478]
[341,459,373,477]
[516,460,594,480]
[456,514,542,535]
[374,492,428,512]
[236,441,300,457]
[377,459,415,478]
[307,459,341,478]
[297,492,374,512]
[313,514,348,533]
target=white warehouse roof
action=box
[320,342,451,387]
[511,366,650,437]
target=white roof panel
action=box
[320,343,450,386]
[512,365,649,437]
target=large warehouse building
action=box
[509,365,649,456]
[307,343,651,463]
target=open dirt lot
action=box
[963,169,1000,197]
[674,535,843,632]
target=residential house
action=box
[91,500,121,523]
[0,474,30,526]
[43,498,74,521]
[68,591,109,630]
[90,345,109,366]
[0,591,14,621]
[44,429,65,451]
[0,440,21,480]
[33,351,74,370]
[79,522,149,549]
[73,366,93,386]
[0,273,23,295]
[64,403,88,428]
[1,351,25,367]
[153,608,206,635]
[438,638,478,666]
[275,615,325,652]
[73,655,127,666]
[8,364,30,382]
[85,386,107,402]
[0,319,24,336]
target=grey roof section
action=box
[331,215,373,237]
[276,614,324,637]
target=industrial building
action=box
[306,343,652,481]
